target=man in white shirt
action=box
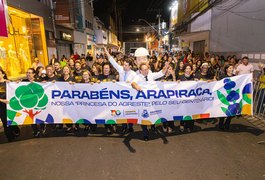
[131,62,169,90]
[236,56,253,75]
[131,62,169,141]
[104,47,137,82]
[104,47,137,133]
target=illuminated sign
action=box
[170,1,178,28]
[61,32,72,41]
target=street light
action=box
[169,1,178,10]
[145,36,152,42]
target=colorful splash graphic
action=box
[217,78,252,116]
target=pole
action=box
[50,0,57,39]
[157,13,161,51]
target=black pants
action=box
[105,124,111,130]
[141,125,155,138]
[219,117,233,129]
[66,123,79,128]
[66,124,73,128]
[90,124,97,131]
[163,121,174,129]
[180,120,194,130]
[31,124,45,134]
[141,125,148,137]
[0,108,20,141]
[105,124,116,131]
[122,123,133,130]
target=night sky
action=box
[94,0,171,27]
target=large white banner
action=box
[6,74,253,125]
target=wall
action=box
[84,1,94,35]
[95,29,108,45]
[210,0,265,54]
[191,9,211,32]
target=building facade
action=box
[0,0,52,79]
[172,0,265,65]
[54,0,98,59]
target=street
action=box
[0,117,265,180]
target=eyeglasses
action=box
[26,72,33,74]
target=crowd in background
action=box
[0,47,265,142]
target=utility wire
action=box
[230,11,265,21]
[215,0,241,9]
[214,7,265,21]
[228,8,265,13]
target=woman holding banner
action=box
[22,68,46,137]
[194,63,217,127]
[97,63,117,135]
[80,70,97,134]
[0,69,20,142]
[159,63,176,133]
[218,64,235,130]
[103,47,136,134]
[58,66,77,134]
[178,64,195,133]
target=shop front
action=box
[56,30,74,59]
[0,6,48,79]
[180,31,209,54]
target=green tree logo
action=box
[9,83,48,121]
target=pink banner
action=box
[0,0,8,37]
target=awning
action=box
[180,30,209,42]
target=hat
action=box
[135,47,149,57]
[201,62,209,68]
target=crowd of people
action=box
[0,47,264,142]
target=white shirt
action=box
[133,70,164,82]
[236,63,253,75]
[109,56,137,82]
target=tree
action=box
[9,83,48,121]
